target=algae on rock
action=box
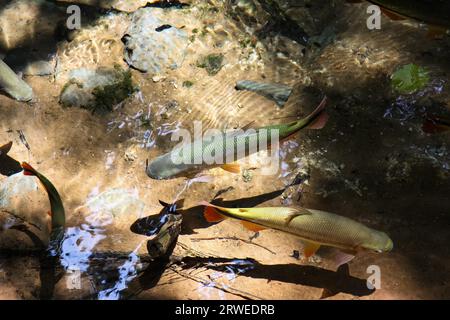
[60,66,136,112]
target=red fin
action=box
[306,111,329,130]
[422,117,450,134]
[333,250,356,268]
[21,162,37,176]
[241,221,266,232]
[305,97,329,130]
[47,211,52,217]
[203,206,226,223]
[221,163,241,174]
[380,7,406,21]
[303,241,321,258]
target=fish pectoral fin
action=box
[241,221,266,232]
[221,163,241,174]
[303,241,321,258]
[284,208,310,225]
[203,206,226,223]
[333,250,356,268]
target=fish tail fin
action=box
[320,264,351,299]
[305,96,329,130]
[286,97,329,138]
[199,201,228,222]
[221,163,241,174]
[21,162,38,176]
[422,116,450,134]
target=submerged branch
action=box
[168,266,262,300]
[190,236,276,255]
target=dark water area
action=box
[0,0,449,300]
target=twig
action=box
[191,236,276,255]
[176,241,219,258]
[1,209,42,231]
[169,266,262,300]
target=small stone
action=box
[242,169,253,183]
[152,75,166,83]
[124,146,138,162]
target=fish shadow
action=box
[180,256,374,298]
[0,155,22,176]
[8,225,62,300]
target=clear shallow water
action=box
[0,0,450,300]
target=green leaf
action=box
[391,64,430,94]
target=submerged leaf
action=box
[391,64,430,94]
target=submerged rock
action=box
[60,66,136,112]
[123,8,189,73]
[0,60,33,102]
[235,80,292,107]
[55,12,130,83]
[197,53,225,76]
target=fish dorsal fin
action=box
[241,220,266,232]
[159,200,170,207]
[303,241,321,258]
[221,163,241,174]
[284,208,310,225]
[0,141,12,156]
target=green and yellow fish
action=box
[21,162,65,247]
[147,97,329,180]
[200,202,393,259]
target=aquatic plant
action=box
[391,64,430,94]
[197,54,224,76]
[183,80,194,88]
[92,68,136,112]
